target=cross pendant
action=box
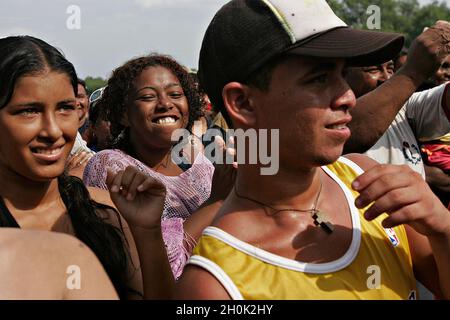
[311,210,334,234]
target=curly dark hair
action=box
[99,53,204,146]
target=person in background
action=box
[391,47,450,208]
[83,54,215,279]
[345,49,450,212]
[394,47,408,72]
[345,60,395,99]
[80,86,111,152]
[419,55,450,208]
[345,60,450,178]
[86,97,112,152]
[66,79,95,178]
[76,78,90,136]
[432,55,450,86]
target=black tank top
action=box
[0,197,20,228]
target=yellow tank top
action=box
[189,157,417,300]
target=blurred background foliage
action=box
[327,0,450,47]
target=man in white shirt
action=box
[345,59,450,177]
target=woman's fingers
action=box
[107,166,166,200]
[136,176,166,196]
[118,167,139,197]
[67,151,93,170]
[107,168,124,194]
[67,152,83,168]
[126,171,147,201]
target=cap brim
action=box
[289,27,405,67]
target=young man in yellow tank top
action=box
[175,0,450,300]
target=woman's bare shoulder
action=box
[0,228,94,267]
[0,228,118,299]
[0,228,78,251]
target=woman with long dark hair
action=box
[0,35,174,299]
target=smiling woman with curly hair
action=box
[83,53,215,279]
[103,54,204,142]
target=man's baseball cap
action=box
[198,0,405,116]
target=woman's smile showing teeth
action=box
[30,145,65,162]
[153,116,179,125]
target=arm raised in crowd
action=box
[344,21,450,154]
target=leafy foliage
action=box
[84,76,107,94]
[327,0,450,47]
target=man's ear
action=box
[222,82,256,127]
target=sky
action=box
[0,0,447,79]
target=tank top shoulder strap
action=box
[324,156,365,188]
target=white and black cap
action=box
[198,0,404,113]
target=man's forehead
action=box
[362,60,395,69]
[281,54,346,70]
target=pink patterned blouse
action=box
[83,149,214,279]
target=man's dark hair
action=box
[217,53,291,128]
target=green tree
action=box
[327,0,450,47]
[84,76,107,94]
[410,1,450,41]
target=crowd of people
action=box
[0,0,449,300]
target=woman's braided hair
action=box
[98,53,204,148]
